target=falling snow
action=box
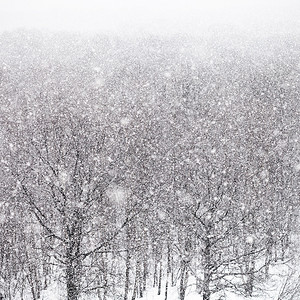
[0,1,299,300]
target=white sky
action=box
[0,0,299,35]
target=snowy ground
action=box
[38,261,299,300]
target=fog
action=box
[1,1,300,300]
[1,0,300,35]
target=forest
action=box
[0,30,299,300]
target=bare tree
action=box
[3,110,137,300]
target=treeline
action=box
[0,31,299,300]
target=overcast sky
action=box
[0,0,299,35]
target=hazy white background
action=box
[0,0,299,35]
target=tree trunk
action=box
[143,258,147,291]
[165,243,171,300]
[102,253,108,300]
[66,257,81,300]
[131,267,137,300]
[202,271,211,300]
[179,260,188,300]
[138,261,143,298]
[158,260,162,295]
[27,265,41,300]
[246,259,255,297]
[124,250,131,300]
[202,238,211,300]
[66,215,83,300]
[153,259,158,287]
[171,252,176,287]
[265,245,271,279]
